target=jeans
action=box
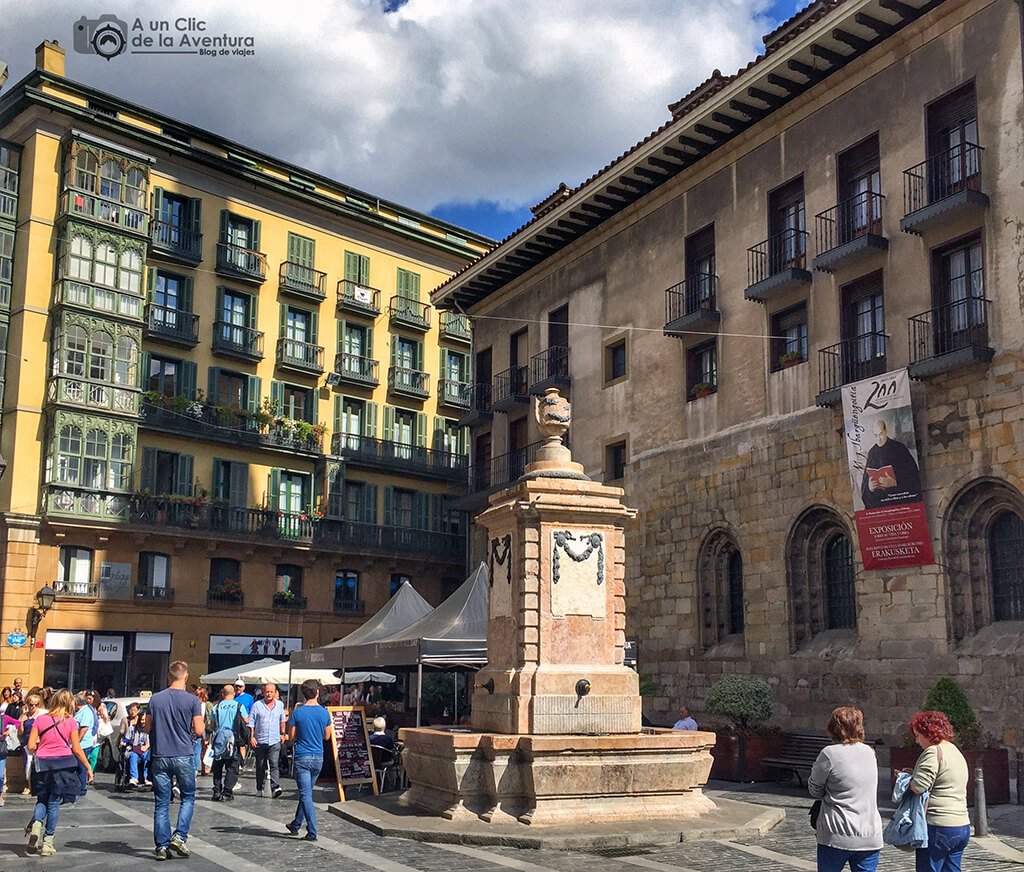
[254,743,281,792]
[129,750,150,781]
[152,755,196,849]
[193,738,202,773]
[33,789,62,836]
[817,845,880,872]
[291,756,322,838]
[212,753,240,797]
[916,824,971,872]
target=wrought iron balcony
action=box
[135,584,174,602]
[457,383,493,427]
[901,143,987,234]
[439,379,471,409]
[388,365,429,398]
[151,219,202,263]
[388,295,430,332]
[277,337,324,375]
[145,303,199,347]
[813,192,888,271]
[315,520,463,561]
[664,274,720,336]
[816,332,887,406]
[333,598,365,615]
[59,187,148,236]
[212,321,264,361]
[133,496,316,542]
[47,376,140,416]
[54,579,99,599]
[279,261,327,302]
[439,311,472,343]
[272,592,307,611]
[215,240,267,282]
[467,439,549,493]
[330,433,466,480]
[492,365,529,412]
[745,229,812,302]
[333,352,379,387]
[337,280,381,317]
[908,296,993,378]
[208,588,245,608]
[530,346,570,394]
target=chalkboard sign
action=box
[326,706,377,801]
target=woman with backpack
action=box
[25,689,94,857]
[209,685,249,801]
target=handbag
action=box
[97,717,114,739]
[809,799,822,830]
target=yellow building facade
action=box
[0,42,489,692]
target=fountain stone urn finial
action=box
[523,387,588,480]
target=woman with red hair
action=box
[906,710,969,872]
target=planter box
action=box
[890,745,1010,805]
[710,733,785,782]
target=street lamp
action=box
[27,584,55,639]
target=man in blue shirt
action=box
[285,679,331,841]
[249,683,286,798]
[232,681,255,713]
[210,685,248,802]
[673,705,698,731]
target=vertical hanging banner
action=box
[842,368,935,570]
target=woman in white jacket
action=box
[808,706,883,872]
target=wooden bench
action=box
[760,732,832,785]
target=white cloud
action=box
[0,0,775,213]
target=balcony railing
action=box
[439,379,471,408]
[212,321,264,360]
[0,166,17,221]
[215,240,267,282]
[468,439,549,493]
[388,295,431,331]
[280,261,327,301]
[909,297,993,375]
[903,143,984,220]
[817,332,888,403]
[54,580,99,599]
[145,303,199,346]
[135,584,174,602]
[492,365,529,410]
[315,520,463,560]
[331,433,466,479]
[337,280,381,316]
[664,274,719,336]
[333,598,365,615]
[529,346,570,393]
[746,228,810,293]
[59,188,148,235]
[54,278,143,322]
[457,383,493,426]
[47,376,139,416]
[208,588,245,608]
[334,352,379,387]
[133,496,316,542]
[272,592,307,611]
[151,219,202,263]
[440,311,472,342]
[46,486,133,521]
[813,192,887,270]
[388,366,430,398]
[277,337,324,374]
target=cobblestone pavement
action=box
[1,771,1021,871]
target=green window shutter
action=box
[383,486,394,526]
[215,286,225,323]
[413,492,428,530]
[218,209,229,243]
[389,335,397,368]
[140,447,157,492]
[344,251,358,282]
[229,461,248,508]
[180,276,194,312]
[361,483,377,524]
[415,412,427,447]
[152,186,164,217]
[251,220,261,252]
[365,325,373,357]
[246,293,257,329]
[430,493,444,532]
[175,454,194,497]
[246,375,261,414]
[279,303,287,338]
[212,459,226,501]
[336,319,345,353]
[310,310,318,344]
[382,405,394,442]
[270,380,284,414]
[432,416,444,452]
[333,395,342,433]
[365,401,377,438]
[269,468,281,511]
[180,360,197,399]
[458,425,468,456]
[415,340,423,370]
[308,387,318,425]
[146,267,155,301]
[439,348,446,381]
[140,352,152,391]
[288,233,315,268]
[397,268,420,301]
[188,198,202,236]
[207,366,221,404]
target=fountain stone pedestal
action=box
[400,389,716,825]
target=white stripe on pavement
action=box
[618,854,703,872]
[87,789,266,872]
[432,841,563,872]
[715,840,817,871]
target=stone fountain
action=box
[398,388,719,826]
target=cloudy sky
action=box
[0,0,801,241]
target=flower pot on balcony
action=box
[889,745,1010,805]
[710,732,786,782]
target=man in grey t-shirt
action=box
[145,661,205,862]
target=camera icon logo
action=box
[73,15,128,61]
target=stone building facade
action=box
[434,0,1024,748]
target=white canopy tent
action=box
[199,657,282,686]
[237,660,395,687]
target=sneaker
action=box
[223,792,234,802]
[128,778,138,787]
[256,789,264,798]
[154,846,170,861]
[304,833,317,842]
[285,822,300,836]
[26,820,43,854]
[211,792,223,802]
[272,787,283,799]
[172,785,181,801]
[169,835,190,857]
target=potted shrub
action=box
[691,382,715,399]
[778,350,804,369]
[705,675,784,782]
[890,678,1010,804]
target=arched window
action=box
[697,530,744,648]
[125,167,146,207]
[68,235,93,281]
[83,428,107,489]
[56,424,82,483]
[89,331,113,381]
[99,159,123,201]
[64,325,87,376]
[94,242,118,287]
[990,511,1024,622]
[109,433,133,491]
[118,247,143,293]
[787,506,857,649]
[114,336,136,386]
[74,150,98,192]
